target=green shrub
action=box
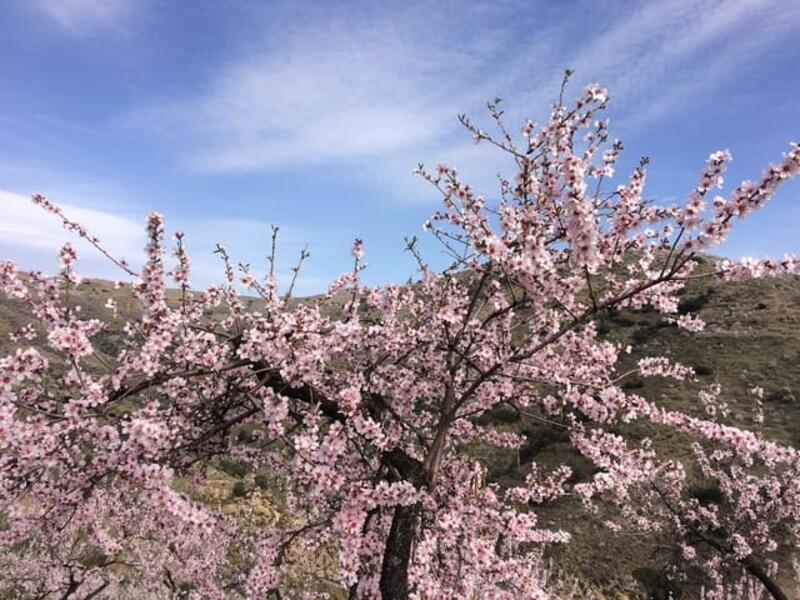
[693,364,713,377]
[632,567,683,600]
[92,332,123,357]
[623,378,645,390]
[218,457,249,479]
[566,455,599,484]
[632,327,657,345]
[519,426,571,464]
[475,405,520,425]
[612,316,636,327]
[231,481,248,498]
[677,291,712,315]
[689,484,723,506]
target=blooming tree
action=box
[1,74,799,599]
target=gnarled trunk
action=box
[379,503,420,600]
[377,448,427,599]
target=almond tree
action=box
[1,75,799,599]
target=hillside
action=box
[497,265,800,597]
[1,267,799,598]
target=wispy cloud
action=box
[31,0,139,33]
[561,0,800,129]
[123,0,799,203]
[0,159,140,213]
[130,7,489,173]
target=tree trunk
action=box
[699,532,788,600]
[743,555,788,600]
[379,503,419,600]
[378,448,426,599]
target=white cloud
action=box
[0,189,145,279]
[136,42,458,171]
[560,0,800,129]
[0,159,141,214]
[127,3,512,176]
[32,0,138,32]
[126,0,799,203]
[0,189,335,295]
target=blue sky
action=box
[0,0,798,295]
